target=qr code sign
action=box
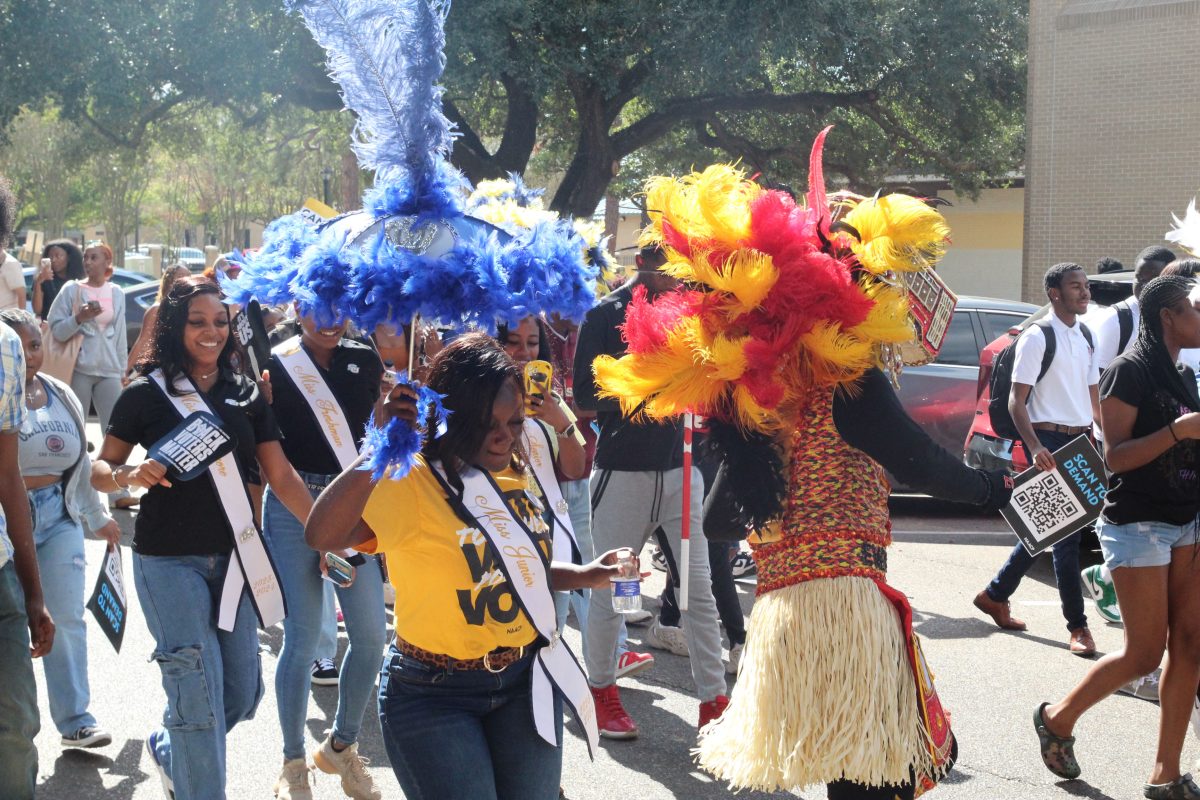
[1011,470,1086,542]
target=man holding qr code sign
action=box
[974,262,1101,657]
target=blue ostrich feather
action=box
[364,164,466,223]
[222,213,319,306]
[358,376,450,480]
[286,0,455,188]
[292,227,354,327]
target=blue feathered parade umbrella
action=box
[224,0,598,478]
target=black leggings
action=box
[825,779,915,800]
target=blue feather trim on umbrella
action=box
[359,377,450,480]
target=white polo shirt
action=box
[1011,313,1098,427]
[1081,298,1137,372]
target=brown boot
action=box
[974,590,1028,631]
[1068,627,1096,657]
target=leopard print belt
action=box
[395,637,529,673]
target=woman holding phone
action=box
[47,243,131,507]
[307,333,628,800]
[262,308,387,800]
[33,240,85,320]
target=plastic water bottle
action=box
[611,550,641,613]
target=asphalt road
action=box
[28,484,1177,800]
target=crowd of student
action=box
[972,248,1200,799]
[4,170,1200,800]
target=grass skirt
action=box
[695,576,932,792]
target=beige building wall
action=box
[934,187,1025,301]
[1024,0,1200,303]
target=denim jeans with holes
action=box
[134,553,263,800]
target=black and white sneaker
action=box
[730,550,756,578]
[650,547,668,573]
[311,657,339,686]
[62,725,112,748]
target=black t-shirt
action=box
[269,338,383,475]
[572,285,684,471]
[107,370,282,556]
[1099,353,1200,525]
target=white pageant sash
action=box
[439,463,598,757]
[521,418,579,565]
[272,336,359,470]
[149,371,286,631]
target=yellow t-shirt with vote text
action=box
[360,455,552,660]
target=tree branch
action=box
[604,56,654,125]
[611,87,880,157]
[858,105,979,176]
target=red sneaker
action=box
[590,684,638,739]
[614,650,655,680]
[698,695,729,729]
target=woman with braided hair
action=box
[1035,275,1200,800]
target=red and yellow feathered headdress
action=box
[594,128,951,432]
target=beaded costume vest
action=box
[751,387,891,594]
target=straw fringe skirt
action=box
[695,576,932,792]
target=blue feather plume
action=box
[358,375,450,480]
[287,0,455,189]
[222,212,319,307]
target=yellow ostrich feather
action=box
[471,178,513,199]
[594,317,751,419]
[661,248,779,318]
[800,322,876,386]
[847,284,917,345]
[644,165,761,250]
[843,194,950,275]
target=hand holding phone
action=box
[323,551,365,588]
[524,360,553,409]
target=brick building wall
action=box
[1023,0,1200,302]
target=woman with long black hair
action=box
[306,333,626,800]
[92,275,315,800]
[1035,275,1200,799]
[33,240,84,320]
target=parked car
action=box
[963,270,1135,474]
[22,266,155,298]
[889,295,1039,492]
[122,280,160,351]
[173,247,207,271]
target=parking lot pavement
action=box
[28,479,1175,799]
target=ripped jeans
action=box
[134,553,264,800]
[29,483,95,736]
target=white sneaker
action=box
[274,758,313,800]
[624,608,652,626]
[726,643,743,675]
[312,736,381,800]
[645,619,690,657]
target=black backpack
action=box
[1113,298,1135,354]
[987,319,1093,441]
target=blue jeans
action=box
[0,562,38,800]
[554,479,593,656]
[263,474,387,761]
[378,644,562,800]
[135,553,264,800]
[988,429,1088,632]
[317,581,338,661]
[30,484,96,736]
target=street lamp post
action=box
[322,166,333,208]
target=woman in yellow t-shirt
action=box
[306,333,626,800]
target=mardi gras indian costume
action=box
[594,131,1012,798]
